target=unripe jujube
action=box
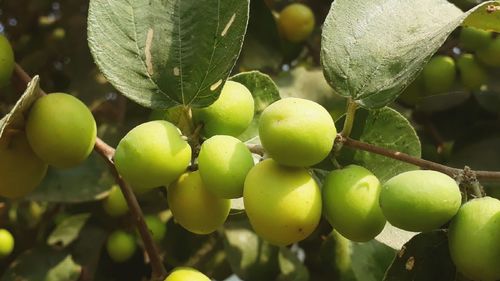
[278,3,315,43]
[422,56,456,95]
[164,267,210,281]
[106,230,136,263]
[0,35,14,88]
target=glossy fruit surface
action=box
[0,35,14,88]
[26,93,96,168]
[322,165,386,242]
[198,135,254,198]
[243,159,322,246]
[278,3,315,43]
[448,197,500,281]
[102,184,128,217]
[459,26,492,52]
[114,120,191,193]
[168,171,230,235]
[259,97,336,167]
[144,215,166,242]
[164,267,210,281]
[106,230,136,263]
[192,81,254,137]
[422,56,456,95]
[0,133,48,199]
[0,229,14,258]
[477,37,500,67]
[457,53,488,91]
[379,170,461,232]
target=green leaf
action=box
[1,247,81,281]
[383,231,456,281]
[229,71,281,141]
[350,240,395,281]
[277,247,310,281]
[47,213,91,247]
[463,1,500,31]
[337,107,421,182]
[88,0,249,109]
[321,0,497,109]
[71,223,108,280]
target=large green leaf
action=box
[321,0,499,109]
[350,240,396,281]
[47,214,91,247]
[88,0,249,109]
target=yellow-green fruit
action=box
[0,229,14,258]
[26,93,97,168]
[168,171,230,235]
[243,159,322,246]
[322,165,386,242]
[192,81,254,137]
[198,135,254,198]
[422,56,456,95]
[114,120,191,193]
[0,35,14,88]
[102,185,128,217]
[144,215,166,242]
[448,197,500,281]
[379,170,461,232]
[0,133,48,199]
[164,267,210,281]
[106,230,136,263]
[477,37,500,67]
[457,54,488,91]
[278,3,315,43]
[259,97,336,167]
[459,26,492,52]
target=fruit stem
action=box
[341,100,358,138]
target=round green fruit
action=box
[102,184,128,217]
[422,56,456,95]
[259,97,336,167]
[457,53,488,91]
[164,267,210,281]
[198,135,254,198]
[106,230,136,263]
[322,165,386,242]
[477,37,500,67]
[192,81,254,137]
[114,120,191,193]
[0,229,14,258]
[459,26,492,52]
[26,93,96,168]
[0,133,48,199]
[144,215,166,242]
[379,170,461,232]
[278,3,315,43]
[243,159,322,246]
[168,171,230,235]
[0,35,14,88]
[448,197,500,281]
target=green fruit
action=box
[457,53,488,91]
[459,26,492,52]
[144,215,166,242]
[26,93,97,168]
[0,35,14,88]
[114,120,191,193]
[164,267,210,281]
[422,56,456,95]
[106,230,136,263]
[322,165,386,242]
[477,37,500,67]
[278,3,315,43]
[168,171,230,235]
[0,229,14,258]
[102,184,128,217]
[259,97,336,167]
[192,81,254,137]
[448,197,500,281]
[379,170,461,232]
[0,133,48,199]
[198,135,254,198]
[243,159,322,246]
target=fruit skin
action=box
[259,97,336,167]
[0,35,14,88]
[198,135,254,198]
[278,3,315,43]
[422,56,456,95]
[457,53,488,91]
[26,93,97,168]
[477,37,500,67]
[0,133,48,199]
[379,170,461,232]
[0,229,14,258]
[168,171,230,235]
[448,197,500,281]
[164,267,210,281]
[192,81,254,138]
[114,120,191,193]
[243,159,322,246]
[144,215,166,242]
[102,184,128,217]
[459,26,492,52]
[322,165,386,242]
[106,230,136,263]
